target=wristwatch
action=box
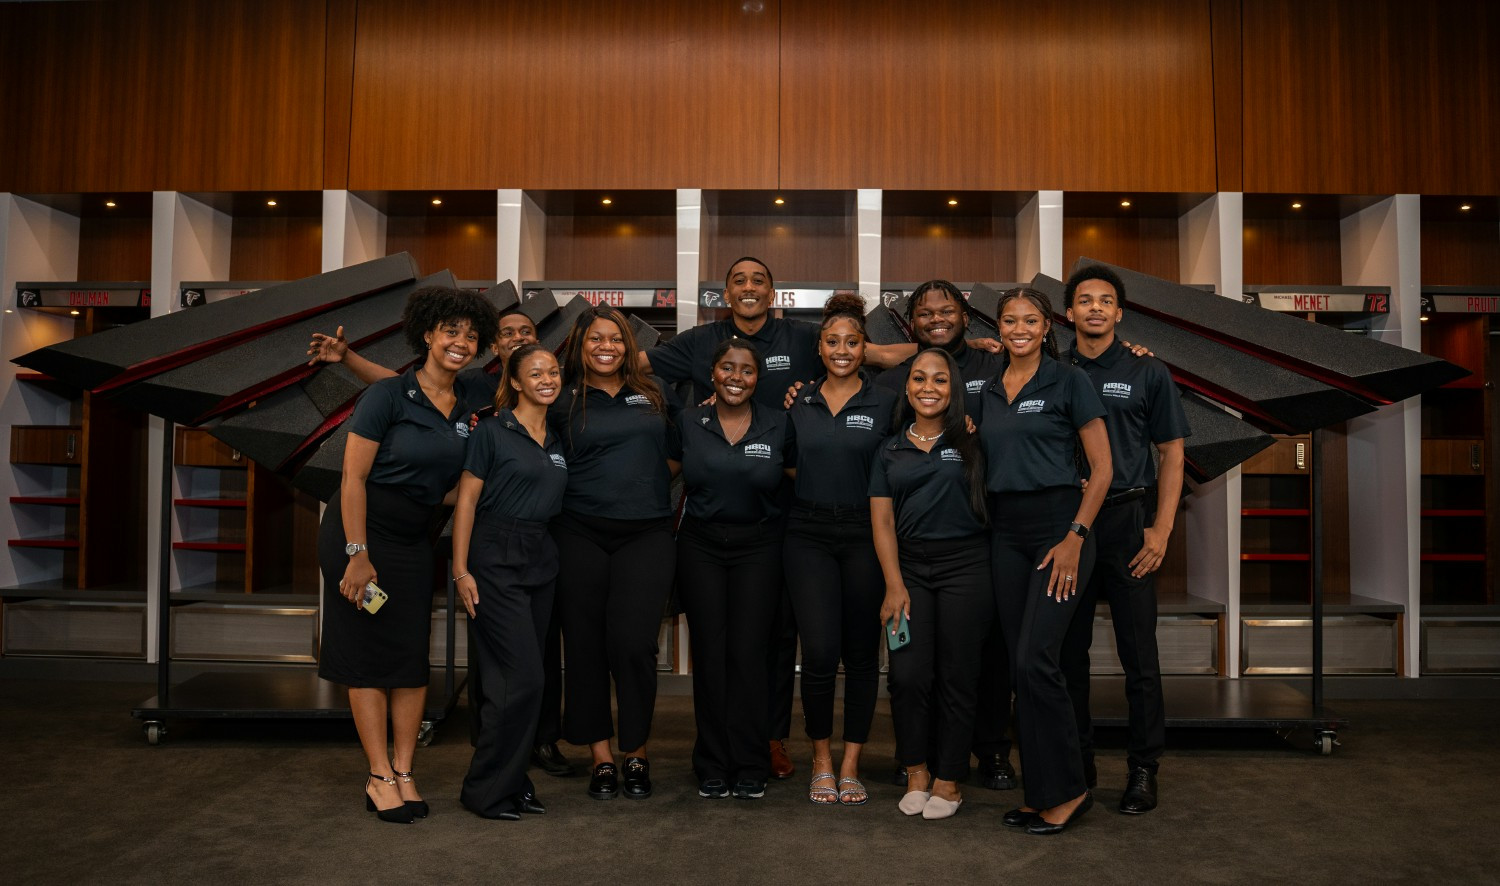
[1068,522,1090,540]
[345,542,368,556]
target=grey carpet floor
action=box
[4,677,1498,885]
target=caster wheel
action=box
[145,722,165,746]
[416,720,435,748]
[1317,732,1337,756]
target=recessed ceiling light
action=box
[266,199,278,207]
[104,200,117,209]
[1119,200,1132,208]
[1460,203,1472,212]
[947,198,959,207]
[774,196,785,206]
[1420,315,1430,322]
[3,308,12,314]
[431,197,443,206]
[601,197,613,206]
[1291,201,1303,210]
[70,310,80,316]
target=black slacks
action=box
[1062,498,1166,774]
[888,534,992,782]
[678,517,783,783]
[552,511,675,751]
[991,487,1096,810]
[460,515,556,817]
[467,601,562,749]
[784,506,883,744]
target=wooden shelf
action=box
[10,496,80,506]
[173,541,247,552]
[1242,508,1310,517]
[1242,553,1311,562]
[1420,553,1485,562]
[9,537,80,549]
[173,498,248,509]
[1421,509,1484,517]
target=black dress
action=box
[317,367,497,689]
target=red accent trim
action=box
[8,537,79,548]
[9,496,80,505]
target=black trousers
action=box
[1062,498,1166,774]
[467,602,562,749]
[992,487,1096,810]
[972,613,1016,762]
[460,516,555,816]
[888,534,992,781]
[552,511,675,751]
[678,517,783,783]
[784,506,883,744]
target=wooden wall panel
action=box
[384,216,497,282]
[229,216,324,281]
[543,214,677,281]
[347,0,780,190]
[77,216,152,282]
[1209,0,1243,191]
[1421,221,1500,286]
[1242,0,1500,195]
[323,0,359,189]
[880,215,1018,284]
[701,215,857,284]
[1064,217,1181,282]
[1242,218,1343,285]
[0,1,327,193]
[779,0,1219,191]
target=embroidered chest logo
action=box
[624,394,651,407]
[1017,399,1046,415]
[763,355,792,371]
[966,379,986,393]
[1102,382,1133,400]
[846,414,875,431]
[939,447,962,462]
[744,443,773,459]
[550,454,568,469]
[454,422,471,439]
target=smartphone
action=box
[886,610,910,651]
[362,581,388,614]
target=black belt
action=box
[1101,487,1147,508]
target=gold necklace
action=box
[418,367,452,397]
[721,407,752,442]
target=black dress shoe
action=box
[1119,767,1158,814]
[622,756,652,799]
[698,778,730,799]
[588,762,619,800]
[517,791,546,815]
[463,800,521,821]
[1001,807,1038,828]
[531,742,577,778]
[892,760,908,787]
[977,753,1017,791]
[731,778,766,800]
[1026,792,1093,835]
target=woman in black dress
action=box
[871,348,991,820]
[674,337,796,800]
[318,286,499,824]
[549,305,681,801]
[452,344,568,820]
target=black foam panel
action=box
[864,303,909,346]
[1033,274,1372,433]
[519,289,559,326]
[1071,258,1469,402]
[107,272,455,426]
[12,254,419,390]
[628,314,661,351]
[538,295,592,354]
[293,424,347,502]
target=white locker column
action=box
[1017,190,1064,282]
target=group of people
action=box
[310,256,1188,836]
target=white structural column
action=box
[1342,195,1422,675]
[1179,192,1246,676]
[498,189,546,290]
[322,190,385,273]
[675,189,702,338]
[856,189,882,310]
[1017,190,1064,282]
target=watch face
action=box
[346,543,364,555]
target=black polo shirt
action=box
[787,377,899,507]
[348,366,499,506]
[977,355,1107,493]
[869,432,987,540]
[672,403,796,524]
[547,378,681,520]
[647,316,822,407]
[1068,339,1191,492]
[463,408,569,522]
[874,340,1005,416]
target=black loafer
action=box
[731,778,766,800]
[892,761,908,787]
[1002,807,1038,828]
[622,756,652,799]
[1027,792,1093,836]
[588,762,619,800]
[698,778,730,799]
[517,791,546,815]
[1119,767,1158,814]
[977,753,1017,791]
[531,742,577,778]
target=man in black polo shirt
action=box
[870,280,1017,793]
[1060,264,1189,815]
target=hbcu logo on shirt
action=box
[1102,382,1133,400]
[454,421,471,439]
[550,454,567,469]
[764,355,792,372]
[744,443,773,459]
[624,394,652,407]
[940,447,962,462]
[966,379,986,393]
[1017,399,1046,415]
[846,414,875,431]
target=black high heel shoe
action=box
[365,773,415,824]
[393,769,429,819]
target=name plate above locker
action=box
[699,284,857,310]
[1242,286,1390,314]
[524,282,676,309]
[178,282,279,309]
[16,282,149,309]
[1422,287,1500,315]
